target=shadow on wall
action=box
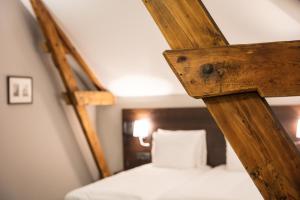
[270,0,300,25]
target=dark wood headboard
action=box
[122,106,300,170]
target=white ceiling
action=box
[21,0,300,97]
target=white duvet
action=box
[65,164,263,200]
[158,166,263,200]
[65,164,210,200]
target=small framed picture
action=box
[7,76,33,104]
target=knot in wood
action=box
[176,56,187,63]
[202,64,214,75]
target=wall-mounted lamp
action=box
[133,119,151,147]
[296,119,300,139]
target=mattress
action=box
[158,165,263,200]
[65,164,210,200]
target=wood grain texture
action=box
[207,93,300,199]
[74,91,115,106]
[164,41,300,98]
[143,0,300,199]
[30,0,110,177]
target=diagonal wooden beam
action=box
[40,41,70,54]
[30,0,111,178]
[164,40,300,98]
[39,0,106,91]
[143,0,300,199]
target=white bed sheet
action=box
[158,165,263,200]
[65,164,210,200]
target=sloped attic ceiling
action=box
[21,0,300,97]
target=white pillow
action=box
[156,129,207,168]
[226,140,245,171]
[152,129,207,169]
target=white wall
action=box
[0,0,95,199]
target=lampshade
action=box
[133,119,151,138]
[296,119,300,139]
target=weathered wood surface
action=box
[30,0,111,178]
[164,40,300,98]
[74,91,115,106]
[143,0,300,199]
[64,91,115,106]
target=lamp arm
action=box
[139,137,150,147]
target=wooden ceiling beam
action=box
[63,91,115,106]
[164,40,300,98]
[30,0,112,178]
[73,91,115,106]
[40,41,70,54]
[39,0,107,91]
[143,0,300,199]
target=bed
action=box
[66,129,263,200]
[158,166,263,200]
[65,164,262,200]
[65,164,210,200]
[66,106,298,200]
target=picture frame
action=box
[7,76,33,105]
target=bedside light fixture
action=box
[296,119,300,139]
[133,119,151,147]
